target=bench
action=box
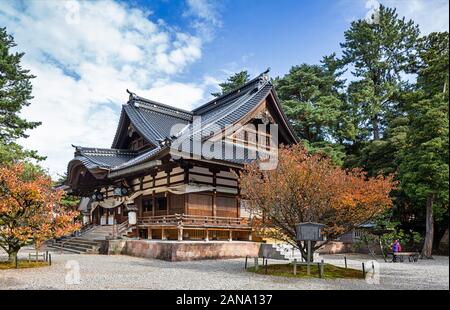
[390,252,420,262]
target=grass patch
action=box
[247,262,364,279]
[0,260,49,270]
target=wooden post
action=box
[293,259,297,275]
[161,228,166,240]
[205,229,209,241]
[265,258,268,274]
[178,227,183,241]
[319,260,324,278]
[48,253,52,266]
[212,190,217,217]
[15,254,18,269]
[147,228,152,240]
[245,256,248,269]
[362,262,366,277]
[254,257,259,271]
[228,230,233,242]
[344,255,347,268]
[307,240,311,275]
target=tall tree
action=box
[341,5,419,141]
[274,55,353,164]
[0,163,80,262]
[239,144,396,260]
[399,32,449,258]
[211,70,250,97]
[0,27,42,163]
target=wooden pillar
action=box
[151,171,156,217]
[248,231,252,241]
[161,228,167,240]
[166,192,170,216]
[210,168,219,217]
[138,196,143,218]
[152,191,156,217]
[236,176,241,217]
[147,228,152,240]
[181,161,192,216]
[166,169,171,215]
[228,230,233,242]
[212,190,217,217]
[205,229,209,242]
[178,227,183,241]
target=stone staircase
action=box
[260,243,321,262]
[46,224,129,254]
[47,237,102,254]
[80,225,115,240]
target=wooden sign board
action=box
[296,222,325,241]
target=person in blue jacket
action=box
[392,239,402,253]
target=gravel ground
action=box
[1,246,448,290]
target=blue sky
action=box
[0,0,448,177]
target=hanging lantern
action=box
[91,191,104,201]
[113,186,129,197]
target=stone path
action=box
[1,246,448,290]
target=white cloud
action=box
[185,0,223,41]
[342,0,449,35]
[379,0,449,34]
[0,0,218,178]
[145,81,205,111]
[186,0,222,26]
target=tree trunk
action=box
[421,193,435,258]
[372,117,380,140]
[8,250,18,264]
[296,241,308,262]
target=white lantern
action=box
[128,211,137,225]
[83,215,90,225]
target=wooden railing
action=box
[112,220,133,238]
[137,214,250,228]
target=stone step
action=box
[47,244,84,254]
[69,238,103,246]
[54,240,99,250]
[52,239,100,252]
[51,242,95,253]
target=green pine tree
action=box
[211,71,250,97]
[0,27,42,163]
[274,55,353,165]
[340,5,419,141]
[399,32,449,258]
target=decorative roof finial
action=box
[260,67,271,83]
[126,89,137,103]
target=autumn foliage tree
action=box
[239,144,396,259]
[0,163,80,262]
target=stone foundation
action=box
[316,241,355,254]
[100,239,261,261]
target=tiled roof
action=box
[111,96,191,148]
[72,146,137,170]
[68,69,298,177]
[110,146,163,171]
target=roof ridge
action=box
[73,145,137,155]
[192,68,271,114]
[180,80,272,143]
[131,95,193,116]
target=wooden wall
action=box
[216,195,237,217]
[187,193,213,216]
